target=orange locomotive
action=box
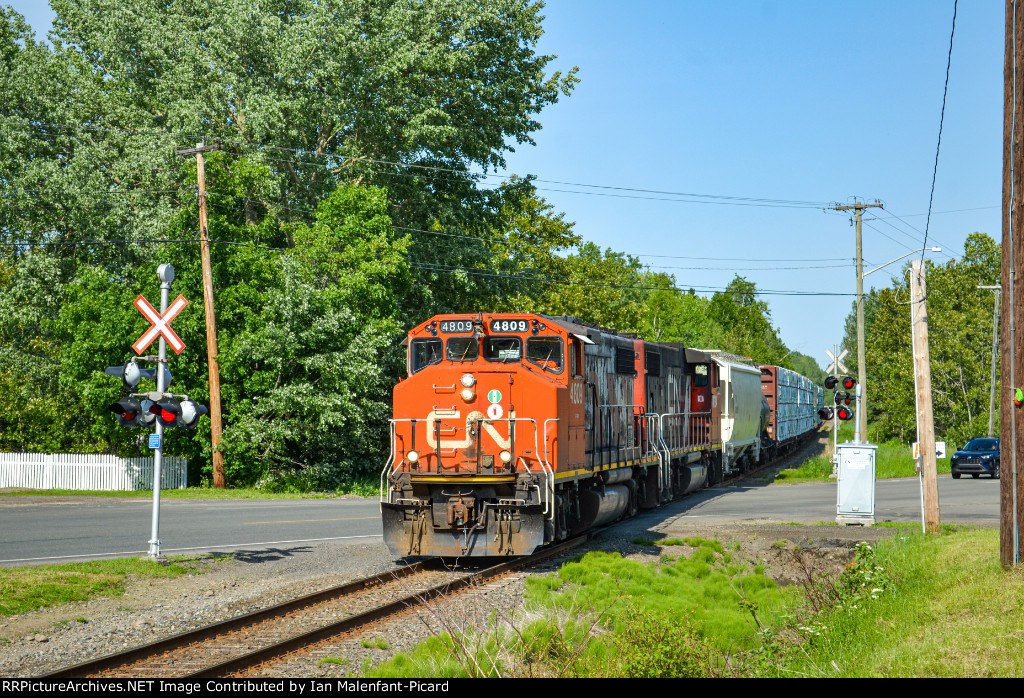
[380,313,728,558]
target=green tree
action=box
[708,276,789,363]
[855,233,1001,445]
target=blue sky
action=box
[7,1,1002,370]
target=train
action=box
[380,313,824,558]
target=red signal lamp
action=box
[841,376,856,390]
[837,405,855,421]
[148,397,181,426]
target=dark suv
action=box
[950,437,1001,479]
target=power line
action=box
[922,0,958,259]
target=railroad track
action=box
[43,538,587,679]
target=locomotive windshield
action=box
[484,337,521,362]
[526,337,563,372]
[410,338,442,374]
[446,337,479,362]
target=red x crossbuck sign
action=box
[132,294,189,355]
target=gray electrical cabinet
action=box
[835,441,876,526]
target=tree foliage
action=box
[850,233,1001,446]
[0,2,816,490]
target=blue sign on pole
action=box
[149,434,161,449]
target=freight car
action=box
[380,313,821,558]
[758,365,825,460]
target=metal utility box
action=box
[835,441,876,525]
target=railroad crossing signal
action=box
[132,293,189,355]
[826,348,849,376]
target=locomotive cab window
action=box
[483,336,521,362]
[693,364,709,387]
[410,338,443,374]
[446,336,479,362]
[526,337,563,373]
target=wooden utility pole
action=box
[177,141,226,488]
[1002,0,1024,567]
[979,284,1001,437]
[831,200,884,440]
[910,259,940,533]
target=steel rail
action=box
[41,560,434,678]
[189,536,589,678]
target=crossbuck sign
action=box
[132,294,189,355]
[826,348,849,376]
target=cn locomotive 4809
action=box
[380,313,822,558]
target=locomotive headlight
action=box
[461,388,476,401]
[499,450,512,464]
[460,373,476,388]
[406,450,419,464]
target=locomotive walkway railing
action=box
[597,404,661,467]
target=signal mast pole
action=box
[831,199,884,442]
[177,141,225,488]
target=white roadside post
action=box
[147,264,175,561]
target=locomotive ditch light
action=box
[818,407,834,421]
[406,450,419,464]
[460,373,476,387]
[824,376,839,390]
[836,405,855,421]
[841,376,856,390]
[499,450,512,464]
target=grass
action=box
[356,527,1024,678]
[364,539,797,678]
[783,528,1024,677]
[775,423,951,483]
[0,557,191,616]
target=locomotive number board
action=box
[489,319,529,333]
[438,320,474,333]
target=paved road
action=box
[0,496,383,566]
[675,474,1000,528]
[0,474,999,566]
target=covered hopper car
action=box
[380,313,821,558]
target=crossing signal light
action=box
[825,376,838,390]
[841,376,856,390]
[836,405,855,421]
[104,362,171,389]
[176,399,209,429]
[818,406,834,421]
[148,397,181,427]
[834,391,853,406]
[109,397,143,427]
[106,362,142,390]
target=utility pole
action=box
[177,141,226,488]
[910,259,940,533]
[831,199,884,442]
[1002,0,1024,567]
[979,284,1001,437]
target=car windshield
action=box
[964,438,999,452]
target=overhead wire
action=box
[921,0,958,260]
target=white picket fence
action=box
[0,453,188,491]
